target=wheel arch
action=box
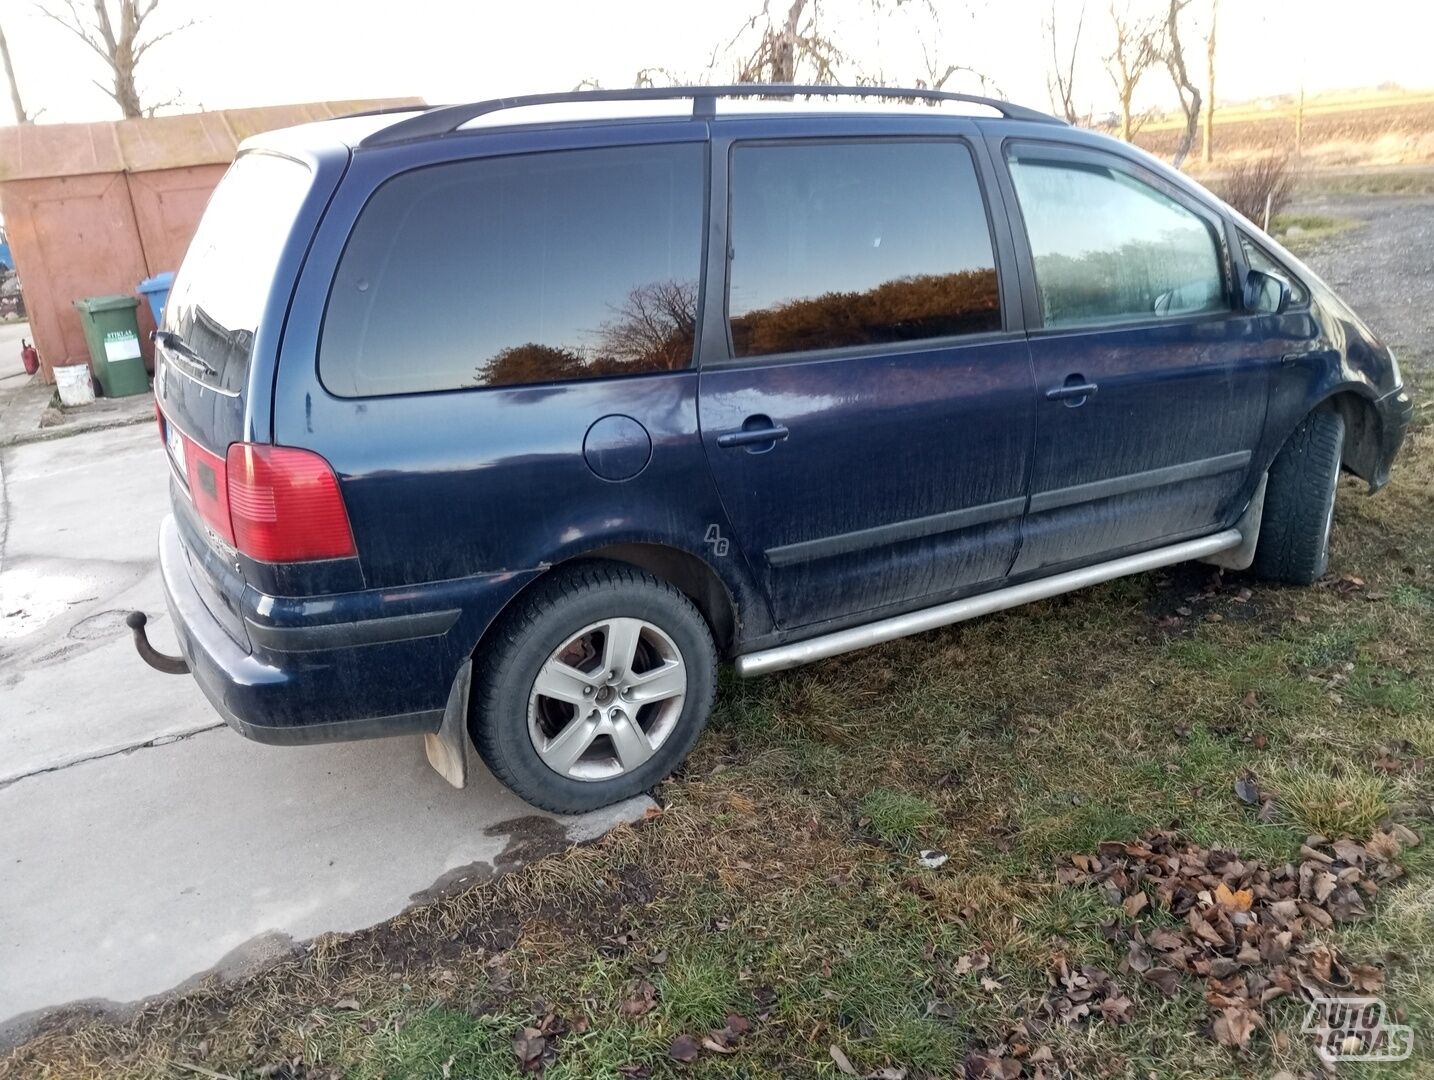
[467,542,740,672]
[1264,384,1382,492]
[1322,389,1383,490]
[574,542,738,655]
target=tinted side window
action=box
[727,140,1001,359]
[321,143,705,396]
[1008,155,1228,328]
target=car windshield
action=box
[164,152,312,393]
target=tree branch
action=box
[35,2,110,63]
[89,0,119,54]
[132,17,197,63]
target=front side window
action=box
[1240,235,1309,305]
[727,140,1001,359]
[320,143,705,397]
[1008,154,1228,328]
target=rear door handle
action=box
[716,417,790,451]
[1045,380,1099,404]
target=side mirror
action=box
[1244,268,1291,315]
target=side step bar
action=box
[735,528,1243,677]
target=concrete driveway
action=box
[0,421,650,1040]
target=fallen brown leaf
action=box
[667,1035,701,1064]
[1214,882,1253,912]
[513,1028,546,1073]
[723,1013,752,1036]
[1143,966,1181,997]
[619,980,657,1018]
[1212,1006,1260,1048]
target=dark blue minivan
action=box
[133,86,1412,811]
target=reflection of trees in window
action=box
[730,268,1000,358]
[475,279,698,388]
[1032,233,1223,326]
[599,279,698,370]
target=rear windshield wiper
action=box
[153,329,218,377]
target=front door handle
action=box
[1045,374,1099,406]
[716,415,790,452]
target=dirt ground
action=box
[1291,192,1434,377]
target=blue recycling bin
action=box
[136,271,175,325]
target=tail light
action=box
[226,444,356,562]
[160,407,355,563]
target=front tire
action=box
[1252,406,1346,585]
[472,562,717,813]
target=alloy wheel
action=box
[527,616,688,781]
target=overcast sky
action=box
[2,0,1430,126]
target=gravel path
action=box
[1289,193,1434,379]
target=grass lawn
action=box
[7,419,1433,1079]
[1271,213,1364,256]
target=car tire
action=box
[471,561,717,813]
[1251,406,1346,586]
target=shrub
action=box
[1215,154,1297,226]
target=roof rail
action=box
[359,84,1063,148]
[334,103,437,122]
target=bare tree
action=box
[723,0,847,84]
[36,1,195,118]
[915,40,1002,98]
[709,0,977,89]
[1104,1,1163,141]
[1044,0,1085,124]
[0,18,32,123]
[1163,0,1202,167]
[1201,0,1216,162]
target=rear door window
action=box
[165,152,313,393]
[320,143,706,397]
[726,140,1002,359]
[1007,152,1229,328]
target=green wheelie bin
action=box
[72,294,149,397]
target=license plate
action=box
[166,420,187,476]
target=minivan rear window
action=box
[164,152,313,393]
[320,143,706,397]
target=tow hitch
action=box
[126,611,190,675]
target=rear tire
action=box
[1251,406,1345,585]
[471,561,717,813]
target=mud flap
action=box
[424,659,471,789]
[1202,473,1267,571]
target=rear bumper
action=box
[158,514,529,745]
